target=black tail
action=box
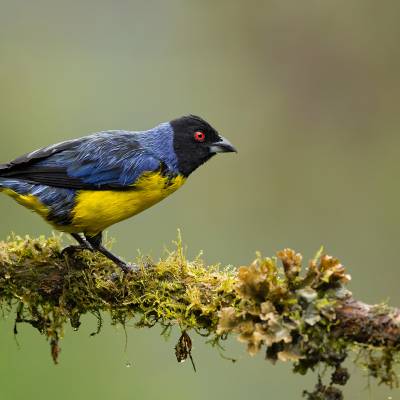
[0,162,10,176]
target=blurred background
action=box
[0,0,399,398]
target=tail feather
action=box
[0,162,10,174]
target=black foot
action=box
[109,263,139,281]
[118,262,139,274]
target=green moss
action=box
[0,235,399,399]
[0,234,238,355]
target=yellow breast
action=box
[71,172,186,236]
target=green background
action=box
[0,1,399,398]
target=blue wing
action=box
[0,131,165,190]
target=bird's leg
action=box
[61,233,94,256]
[85,232,137,273]
[71,233,94,250]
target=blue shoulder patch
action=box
[135,122,179,173]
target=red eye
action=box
[194,131,205,142]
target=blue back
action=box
[34,122,179,187]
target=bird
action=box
[0,115,236,272]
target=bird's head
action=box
[170,115,236,176]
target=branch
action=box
[0,235,399,399]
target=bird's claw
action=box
[109,263,140,281]
[121,262,139,273]
[61,244,93,257]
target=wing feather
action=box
[0,131,164,190]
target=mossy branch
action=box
[0,235,399,399]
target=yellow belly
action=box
[71,172,186,235]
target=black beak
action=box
[209,136,237,153]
